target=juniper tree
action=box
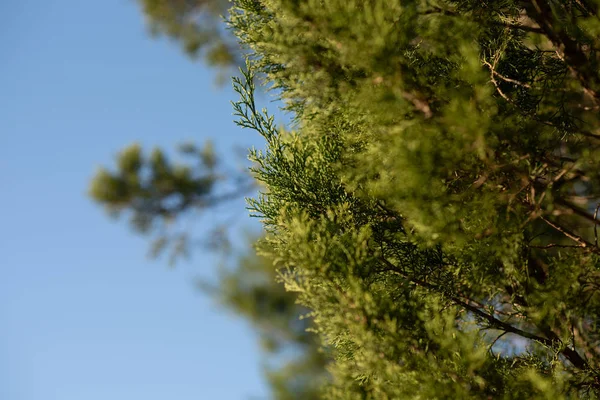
[89,143,329,398]
[225,0,600,398]
[212,242,329,399]
[93,0,600,397]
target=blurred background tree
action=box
[89,2,330,396]
[139,0,239,67]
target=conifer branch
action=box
[525,0,600,104]
[577,130,600,140]
[555,199,600,227]
[380,258,545,341]
[529,243,585,249]
[494,22,544,34]
[379,256,592,371]
[423,7,545,34]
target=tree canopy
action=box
[93,0,600,398]
[229,0,600,397]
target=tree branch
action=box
[539,216,600,255]
[555,199,600,226]
[379,256,592,371]
[525,0,600,104]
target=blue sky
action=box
[1,1,271,399]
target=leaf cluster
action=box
[229,0,600,397]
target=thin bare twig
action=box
[540,216,600,255]
[482,60,532,88]
[540,216,587,245]
[530,243,585,249]
[492,22,544,34]
[594,203,600,247]
[489,331,509,355]
[483,57,514,104]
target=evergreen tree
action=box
[93,0,600,397]
[227,0,600,397]
[212,242,329,399]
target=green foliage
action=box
[89,140,326,398]
[94,2,333,399]
[228,0,600,397]
[94,0,600,397]
[138,0,239,67]
[211,242,329,399]
[90,142,217,226]
[89,141,254,263]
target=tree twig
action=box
[595,203,600,247]
[489,331,509,355]
[530,243,585,249]
[525,0,600,104]
[382,260,556,346]
[539,216,600,255]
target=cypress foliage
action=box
[213,244,329,399]
[228,0,600,397]
[92,0,600,397]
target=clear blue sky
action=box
[1,1,270,399]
